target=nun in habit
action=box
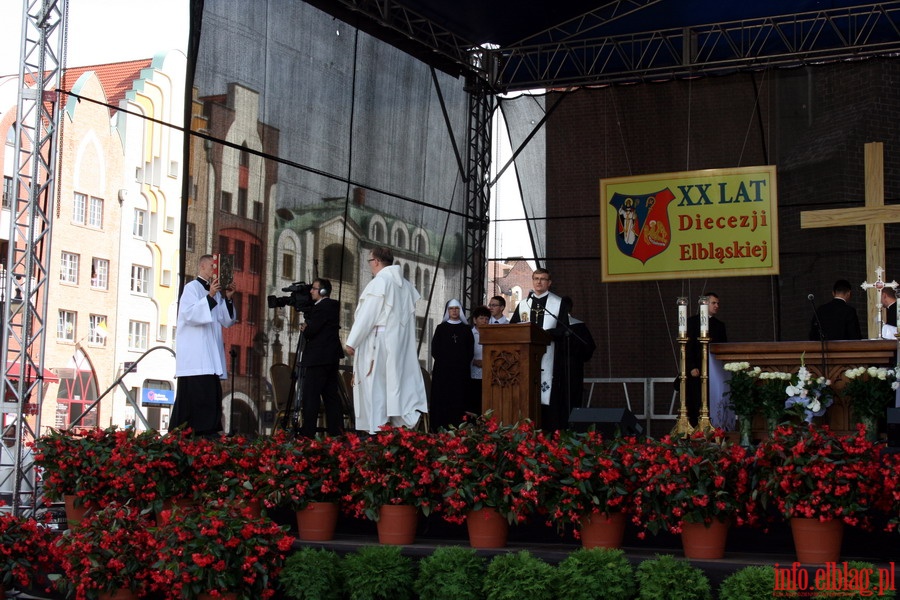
[429,299,474,431]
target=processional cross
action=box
[860,266,899,338]
[801,142,900,337]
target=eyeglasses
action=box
[311,287,321,291]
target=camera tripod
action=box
[278,325,307,434]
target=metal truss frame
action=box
[497,2,900,90]
[313,1,900,91]
[462,76,494,312]
[2,0,67,516]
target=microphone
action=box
[808,292,828,378]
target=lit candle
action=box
[677,297,688,336]
[699,296,709,337]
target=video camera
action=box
[267,281,315,313]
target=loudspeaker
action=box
[887,408,900,448]
[568,408,644,437]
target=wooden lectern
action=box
[478,323,552,426]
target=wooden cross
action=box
[801,142,900,336]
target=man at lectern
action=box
[809,279,862,341]
[509,268,569,430]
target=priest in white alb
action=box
[345,246,428,433]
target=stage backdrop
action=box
[600,166,779,282]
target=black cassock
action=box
[552,317,597,421]
[429,321,474,431]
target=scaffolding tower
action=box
[1,0,67,516]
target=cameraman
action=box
[298,278,345,437]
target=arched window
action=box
[371,221,385,243]
[56,349,99,429]
[415,266,422,294]
[402,263,411,281]
[280,236,297,281]
[393,227,407,249]
[422,268,431,297]
[415,233,427,254]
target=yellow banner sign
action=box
[600,166,779,282]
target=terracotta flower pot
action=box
[580,511,626,549]
[681,518,730,560]
[197,593,238,600]
[296,501,339,541]
[376,504,418,545]
[466,507,509,548]
[97,589,138,600]
[155,497,196,525]
[790,517,844,564]
[64,494,90,527]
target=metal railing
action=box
[583,377,679,435]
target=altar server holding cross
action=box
[861,266,899,339]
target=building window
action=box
[73,192,87,224]
[221,191,232,213]
[60,251,79,284]
[185,222,196,252]
[282,252,294,279]
[233,240,245,272]
[249,244,261,274]
[131,264,149,295]
[2,175,12,208]
[415,233,427,254]
[218,235,229,256]
[230,345,241,372]
[245,347,260,377]
[89,196,104,228]
[231,292,242,323]
[393,227,406,249]
[58,310,76,341]
[88,314,108,346]
[91,258,109,290]
[372,222,385,243]
[237,188,248,218]
[252,201,263,221]
[247,294,259,325]
[323,244,351,281]
[133,209,146,238]
[343,302,353,330]
[128,320,149,350]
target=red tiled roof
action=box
[23,59,153,110]
[61,59,153,108]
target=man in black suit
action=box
[685,292,727,427]
[809,279,862,341]
[298,278,345,437]
[881,287,897,328]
